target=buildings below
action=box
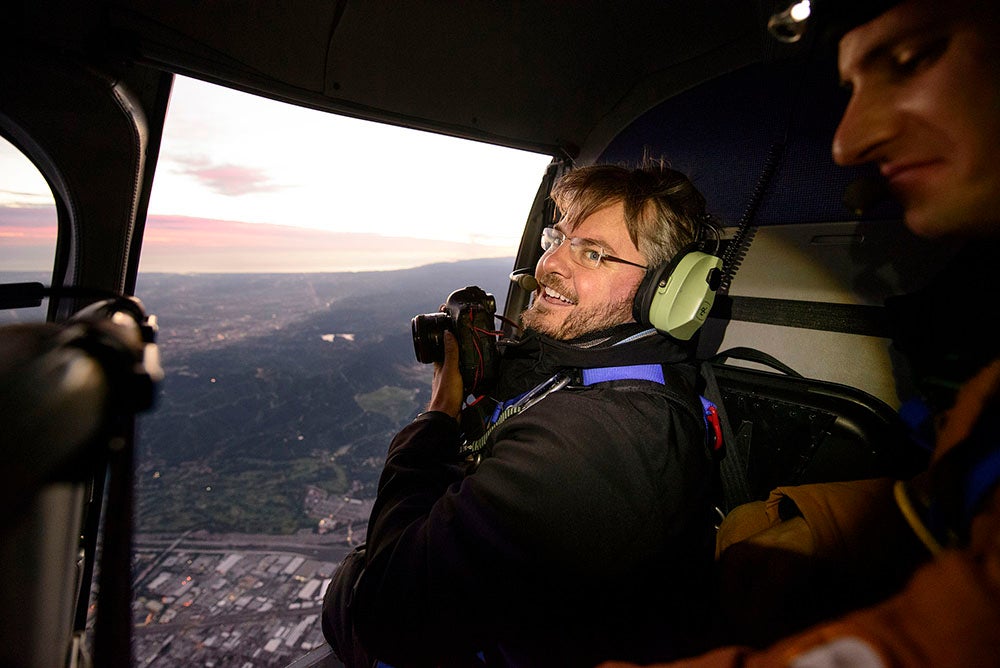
[131,492,372,667]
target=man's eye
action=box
[892,37,948,78]
[582,248,603,263]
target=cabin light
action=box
[768,0,811,43]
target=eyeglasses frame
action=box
[540,227,649,271]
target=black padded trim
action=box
[709,295,890,338]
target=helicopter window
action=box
[0,135,57,323]
[130,75,550,666]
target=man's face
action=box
[832,0,1000,238]
[520,202,647,340]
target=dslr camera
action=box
[412,286,500,396]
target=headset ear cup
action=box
[633,263,671,326]
[635,243,723,340]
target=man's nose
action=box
[832,87,896,167]
[540,241,572,276]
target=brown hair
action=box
[549,156,712,268]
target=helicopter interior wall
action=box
[699,221,958,407]
[595,59,902,227]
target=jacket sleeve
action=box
[713,478,925,647]
[321,544,372,668]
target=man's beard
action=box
[520,279,636,340]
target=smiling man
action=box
[323,159,722,667]
[520,162,699,338]
[520,205,647,340]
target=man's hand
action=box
[426,330,464,420]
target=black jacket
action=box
[323,324,718,667]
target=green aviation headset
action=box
[632,241,724,341]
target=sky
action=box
[0,75,553,273]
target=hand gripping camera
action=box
[411,286,500,396]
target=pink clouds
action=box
[0,206,513,273]
[139,215,512,272]
[174,157,284,196]
[0,205,58,271]
[0,205,57,244]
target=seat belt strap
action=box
[700,360,752,514]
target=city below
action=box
[131,489,374,667]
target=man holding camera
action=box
[322,159,722,667]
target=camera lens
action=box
[411,312,450,364]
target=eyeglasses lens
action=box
[540,228,605,269]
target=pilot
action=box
[322,158,722,667]
[597,0,1000,666]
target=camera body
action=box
[412,285,499,396]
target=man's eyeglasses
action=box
[540,227,648,270]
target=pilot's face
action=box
[520,202,646,340]
[832,0,1000,238]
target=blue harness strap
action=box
[582,363,724,452]
[584,364,721,453]
[484,363,720,452]
[489,364,665,424]
[581,363,665,385]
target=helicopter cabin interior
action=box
[1,1,981,666]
